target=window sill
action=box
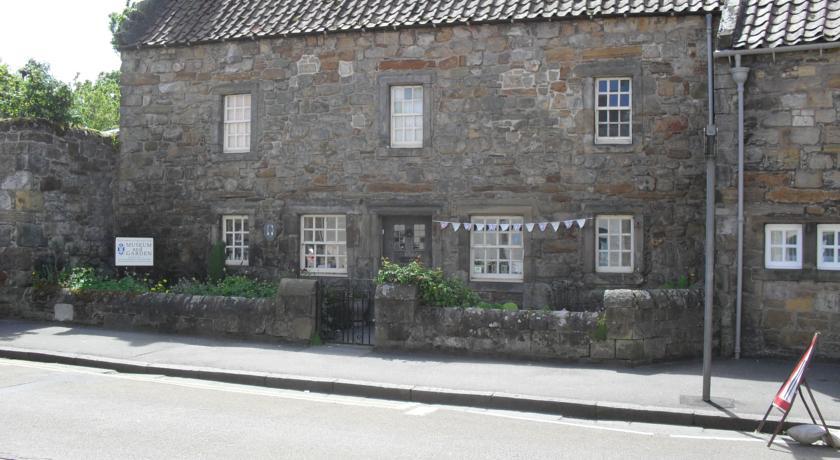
[301,271,349,278]
[469,277,524,284]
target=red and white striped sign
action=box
[773,333,819,412]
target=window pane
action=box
[823,248,834,263]
[771,247,783,261]
[786,231,798,245]
[620,94,630,106]
[598,236,608,250]
[770,230,782,245]
[621,219,631,233]
[620,80,630,92]
[598,252,608,266]
[598,95,607,107]
[620,124,630,137]
[609,252,619,266]
[609,80,618,91]
[621,252,631,267]
[824,232,835,246]
[598,80,607,92]
[786,247,798,262]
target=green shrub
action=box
[375,259,481,308]
[207,241,226,282]
[591,314,608,341]
[170,275,276,299]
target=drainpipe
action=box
[731,56,750,360]
[702,13,717,402]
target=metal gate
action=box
[317,279,375,345]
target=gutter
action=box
[713,40,840,359]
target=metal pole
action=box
[731,56,750,360]
[702,13,717,402]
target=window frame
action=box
[222,215,249,266]
[469,216,525,283]
[300,214,348,275]
[817,224,840,271]
[594,77,632,145]
[223,93,252,153]
[595,215,634,273]
[764,224,803,270]
[390,85,424,149]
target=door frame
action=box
[369,205,441,273]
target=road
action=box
[0,358,834,459]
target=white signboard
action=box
[115,238,154,266]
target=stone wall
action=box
[39,278,317,343]
[118,15,711,307]
[0,119,117,317]
[714,49,840,359]
[374,284,702,363]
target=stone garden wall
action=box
[0,119,117,317]
[714,49,840,359]
[34,278,317,343]
[374,284,704,363]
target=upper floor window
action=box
[818,224,840,271]
[222,215,249,266]
[301,215,347,275]
[390,86,423,148]
[765,224,802,269]
[470,216,524,282]
[596,215,633,273]
[595,78,631,144]
[224,94,251,153]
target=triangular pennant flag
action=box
[500,223,510,231]
[512,223,522,231]
[538,222,548,232]
[452,223,460,232]
[464,223,472,231]
[576,219,586,229]
[476,223,485,231]
[564,220,573,229]
[488,223,498,231]
[551,222,560,232]
[525,223,535,232]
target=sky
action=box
[0,0,128,83]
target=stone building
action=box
[115,0,720,310]
[0,0,818,357]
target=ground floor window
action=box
[470,216,524,282]
[222,215,249,266]
[765,224,802,269]
[596,215,633,273]
[817,224,840,270]
[301,215,347,274]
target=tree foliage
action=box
[0,60,120,131]
[109,1,139,50]
[0,60,77,125]
[73,71,121,131]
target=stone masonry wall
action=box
[714,49,840,359]
[375,283,702,363]
[119,15,711,307]
[39,278,317,343]
[0,119,116,317]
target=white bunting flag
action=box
[476,223,485,231]
[500,223,510,231]
[564,220,573,229]
[488,223,498,231]
[452,223,461,232]
[538,222,548,232]
[525,223,535,232]
[512,223,522,231]
[440,221,449,229]
[551,222,561,232]
[576,219,586,229]
[463,223,471,231]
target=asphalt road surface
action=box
[0,358,835,459]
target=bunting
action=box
[432,218,592,232]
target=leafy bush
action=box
[170,275,276,299]
[661,275,690,289]
[591,315,608,341]
[59,267,150,294]
[0,60,76,126]
[207,241,226,282]
[376,259,484,308]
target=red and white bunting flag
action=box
[525,223,535,232]
[551,222,561,232]
[538,222,548,232]
[576,219,586,229]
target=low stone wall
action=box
[375,284,704,363]
[41,279,317,343]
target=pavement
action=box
[1,319,839,433]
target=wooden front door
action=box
[381,216,432,265]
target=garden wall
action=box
[374,284,705,363]
[38,279,317,343]
[0,118,117,318]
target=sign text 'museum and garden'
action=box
[115,238,154,266]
